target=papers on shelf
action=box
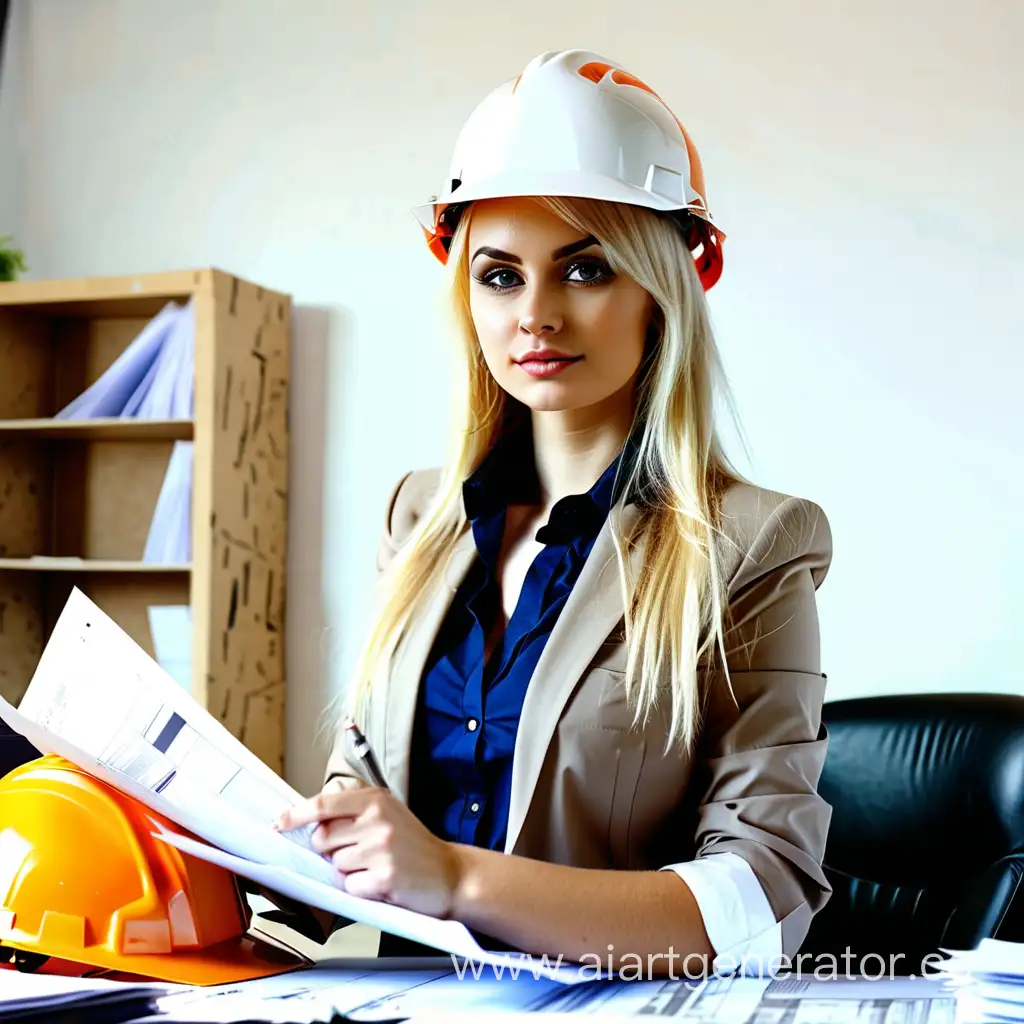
[55,299,194,421]
[52,299,195,565]
[0,588,586,983]
[143,440,193,563]
[148,603,193,692]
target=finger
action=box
[274,787,375,831]
[323,776,367,795]
[329,841,369,874]
[311,817,359,855]
[341,867,390,902]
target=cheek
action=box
[578,290,649,375]
[469,296,514,367]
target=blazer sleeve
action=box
[677,495,834,963]
[322,469,418,789]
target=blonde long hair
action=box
[346,196,751,752]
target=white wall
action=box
[0,0,26,243]
[2,0,1021,794]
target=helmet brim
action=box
[411,170,721,234]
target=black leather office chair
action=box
[800,693,1024,974]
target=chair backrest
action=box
[800,693,1024,974]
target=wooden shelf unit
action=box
[0,269,291,773]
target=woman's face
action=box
[466,197,654,414]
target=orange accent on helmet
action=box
[578,60,724,287]
[0,755,302,986]
[577,62,714,222]
[680,215,725,291]
[421,219,452,266]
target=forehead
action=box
[467,197,583,250]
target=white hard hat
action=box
[412,49,725,289]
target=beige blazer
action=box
[326,469,833,958]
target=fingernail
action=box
[271,817,284,831]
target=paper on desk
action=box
[149,961,685,1022]
[680,974,957,1024]
[0,973,172,1017]
[938,938,1024,979]
[146,968,960,1024]
[937,938,1024,1024]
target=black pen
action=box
[344,718,390,790]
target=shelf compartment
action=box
[0,569,191,704]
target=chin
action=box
[505,384,597,414]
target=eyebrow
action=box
[471,234,600,265]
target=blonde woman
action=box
[277,49,833,974]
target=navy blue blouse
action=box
[407,423,632,851]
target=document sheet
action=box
[138,965,958,1022]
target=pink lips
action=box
[515,350,584,378]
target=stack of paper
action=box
[55,299,194,421]
[937,938,1024,1022]
[0,973,169,1022]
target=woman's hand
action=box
[274,786,461,920]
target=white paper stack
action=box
[937,938,1024,1022]
[56,299,194,421]
[0,974,171,1021]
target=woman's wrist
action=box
[444,841,486,922]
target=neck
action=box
[529,388,636,507]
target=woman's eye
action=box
[482,268,522,290]
[565,258,613,285]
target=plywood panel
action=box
[194,271,289,772]
[0,310,54,419]
[0,572,46,703]
[0,437,51,558]
[52,439,176,560]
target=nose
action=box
[517,283,563,337]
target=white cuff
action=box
[661,851,784,976]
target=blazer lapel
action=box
[505,501,645,853]
[383,527,477,803]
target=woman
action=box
[277,49,833,975]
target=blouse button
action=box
[470,801,481,814]
[467,718,479,732]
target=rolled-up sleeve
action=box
[665,496,833,967]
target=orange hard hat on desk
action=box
[0,754,303,985]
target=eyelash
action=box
[475,257,614,293]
